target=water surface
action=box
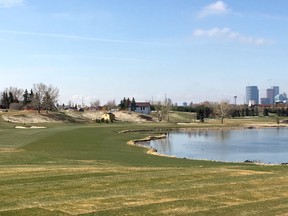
[141,128,288,164]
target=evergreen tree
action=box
[241,109,245,117]
[281,108,286,116]
[23,89,29,105]
[119,97,134,110]
[1,92,9,109]
[33,93,41,113]
[42,91,54,113]
[22,89,34,109]
[131,97,136,111]
[119,100,123,109]
[251,108,255,116]
[255,107,259,116]
[126,98,131,109]
[8,92,15,104]
[197,109,205,123]
[122,97,127,109]
[263,108,269,117]
[276,109,281,116]
[245,108,250,116]
[29,89,34,102]
[196,105,206,123]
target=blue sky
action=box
[0,0,287,105]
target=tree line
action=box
[118,97,136,111]
[150,99,288,123]
[173,102,288,123]
[0,83,59,113]
[264,107,288,117]
[2,85,287,121]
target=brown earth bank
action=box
[1,110,156,124]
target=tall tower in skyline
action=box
[266,88,274,104]
[266,86,279,105]
[273,86,279,96]
[246,86,259,105]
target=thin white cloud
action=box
[198,1,230,18]
[0,0,23,8]
[193,27,269,45]
[0,29,176,46]
[0,29,139,43]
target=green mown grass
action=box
[1,118,288,215]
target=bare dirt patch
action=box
[0,148,24,153]
[229,169,272,176]
[113,111,156,122]
[2,110,155,124]
[3,113,57,124]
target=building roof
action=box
[135,102,150,107]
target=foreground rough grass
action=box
[1,118,288,215]
[1,162,288,215]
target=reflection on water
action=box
[142,128,288,164]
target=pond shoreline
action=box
[178,123,287,131]
[126,124,288,165]
[127,134,178,158]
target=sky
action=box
[0,0,288,105]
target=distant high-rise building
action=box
[275,93,287,104]
[261,98,270,105]
[266,86,279,105]
[273,86,279,96]
[266,88,274,104]
[246,86,259,105]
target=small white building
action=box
[134,102,151,115]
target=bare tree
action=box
[215,100,232,124]
[90,99,100,109]
[164,98,172,122]
[33,83,59,113]
[104,100,116,111]
[4,87,24,102]
[154,98,172,122]
[154,101,164,121]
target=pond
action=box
[140,128,288,164]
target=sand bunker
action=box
[15,126,46,129]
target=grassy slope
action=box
[0,116,288,215]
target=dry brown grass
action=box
[1,120,288,215]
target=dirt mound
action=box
[113,111,155,122]
[1,110,155,124]
[2,113,58,123]
[65,110,102,121]
[65,110,155,122]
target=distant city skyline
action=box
[0,1,288,105]
[245,84,288,106]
